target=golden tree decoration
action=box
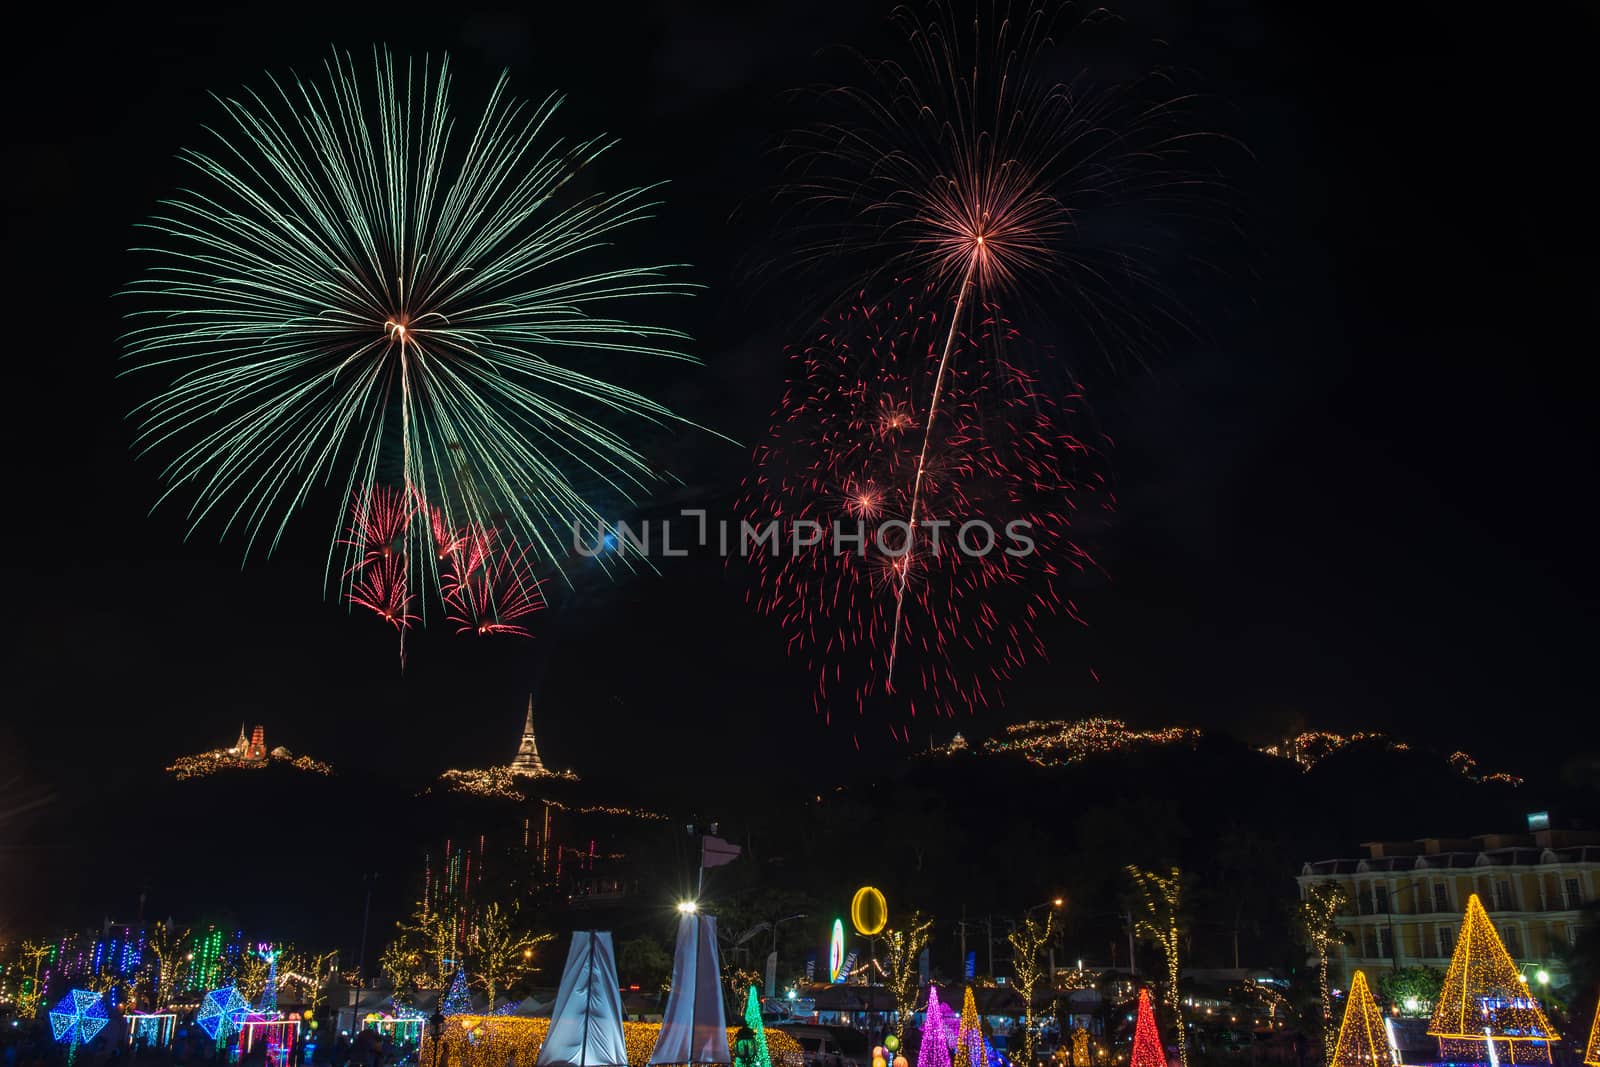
[1128,866,1187,1067]
[470,902,552,1008]
[1007,911,1054,1067]
[1582,993,1598,1067]
[1428,894,1558,1065]
[383,903,459,991]
[1297,882,1352,1061]
[953,987,983,1067]
[1330,971,1394,1067]
[884,912,934,1040]
[143,922,192,1008]
[14,940,51,1019]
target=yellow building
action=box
[1298,822,1599,994]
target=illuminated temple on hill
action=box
[435,697,579,799]
[165,723,333,780]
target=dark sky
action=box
[3,0,1596,827]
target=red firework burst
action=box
[441,532,546,637]
[781,0,1233,355]
[738,282,1108,729]
[348,552,418,631]
[340,484,417,568]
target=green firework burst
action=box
[121,47,700,591]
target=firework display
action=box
[122,47,699,634]
[740,284,1105,727]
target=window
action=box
[1414,882,1431,913]
[1495,879,1516,911]
[1378,926,1394,959]
[1438,927,1455,957]
[1375,884,1391,913]
[1435,883,1451,913]
[1504,925,1523,956]
[1565,878,1582,910]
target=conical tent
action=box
[648,913,729,1065]
[952,988,983,1067]
[1429,894,1558,1065]
[917,987,953,1067]
[1331,972,1394,1067]
[1130,990,1164,1067]
[740,986,773,1067]
[537,932,629,1067]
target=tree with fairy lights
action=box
[1428,894,1559,1065]
[1128,866,1188,1067]
[382,904,458,992]
[1297,882,1352,1061]
[884,913,933,1040]
[1330,972,1394,1067]
[469,902,552,1009]
[15,940,51,1019]
[1007,912,1054,1067]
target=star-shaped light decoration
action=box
[197,985,250,1040]
[49,989,109,1046]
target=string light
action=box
[952,988,983,1067]
[166,726,332,780]
[197,986,250,1042]
[422,1017,803,1067]
[1130,990,1163,1067]
[918,987,953,1067]
[49,990,109,1046]
[986,719,1200,766]
[1428,894,1558,1065]
[1331,972,1394,1067]
[1582,993,1598,1067]
[743,986,773,1067]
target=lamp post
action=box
[767,914,807,998]
[428,1010,445,1067]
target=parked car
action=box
[774,1025,874,1067]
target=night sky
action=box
[3,0,1596,872]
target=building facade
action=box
[1298,823,1599,993]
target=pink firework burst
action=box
[348,552,418,632]
[441,530,545,637]
[340,484,417,569]
[738,282,1109,730]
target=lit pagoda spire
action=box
[512,696,546,773]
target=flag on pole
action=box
[701,835,741,869]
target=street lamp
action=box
[428,1009,445,1067]
[678,900,699,915]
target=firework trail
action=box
[776,1,1227,692]
[121,47,704,643]
[738,283,1107,729]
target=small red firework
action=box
[737,281,1108,729]
[442,530,545,637]
[348,552,418,631]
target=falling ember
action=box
[737,282,1109,727]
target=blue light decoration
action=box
[49,989,110,1046]
[255,944,281,1014]
[441,970,471,1017]
[198,985,251,1041]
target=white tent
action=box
[536,931,629,1067]
[648,914,728,1066]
